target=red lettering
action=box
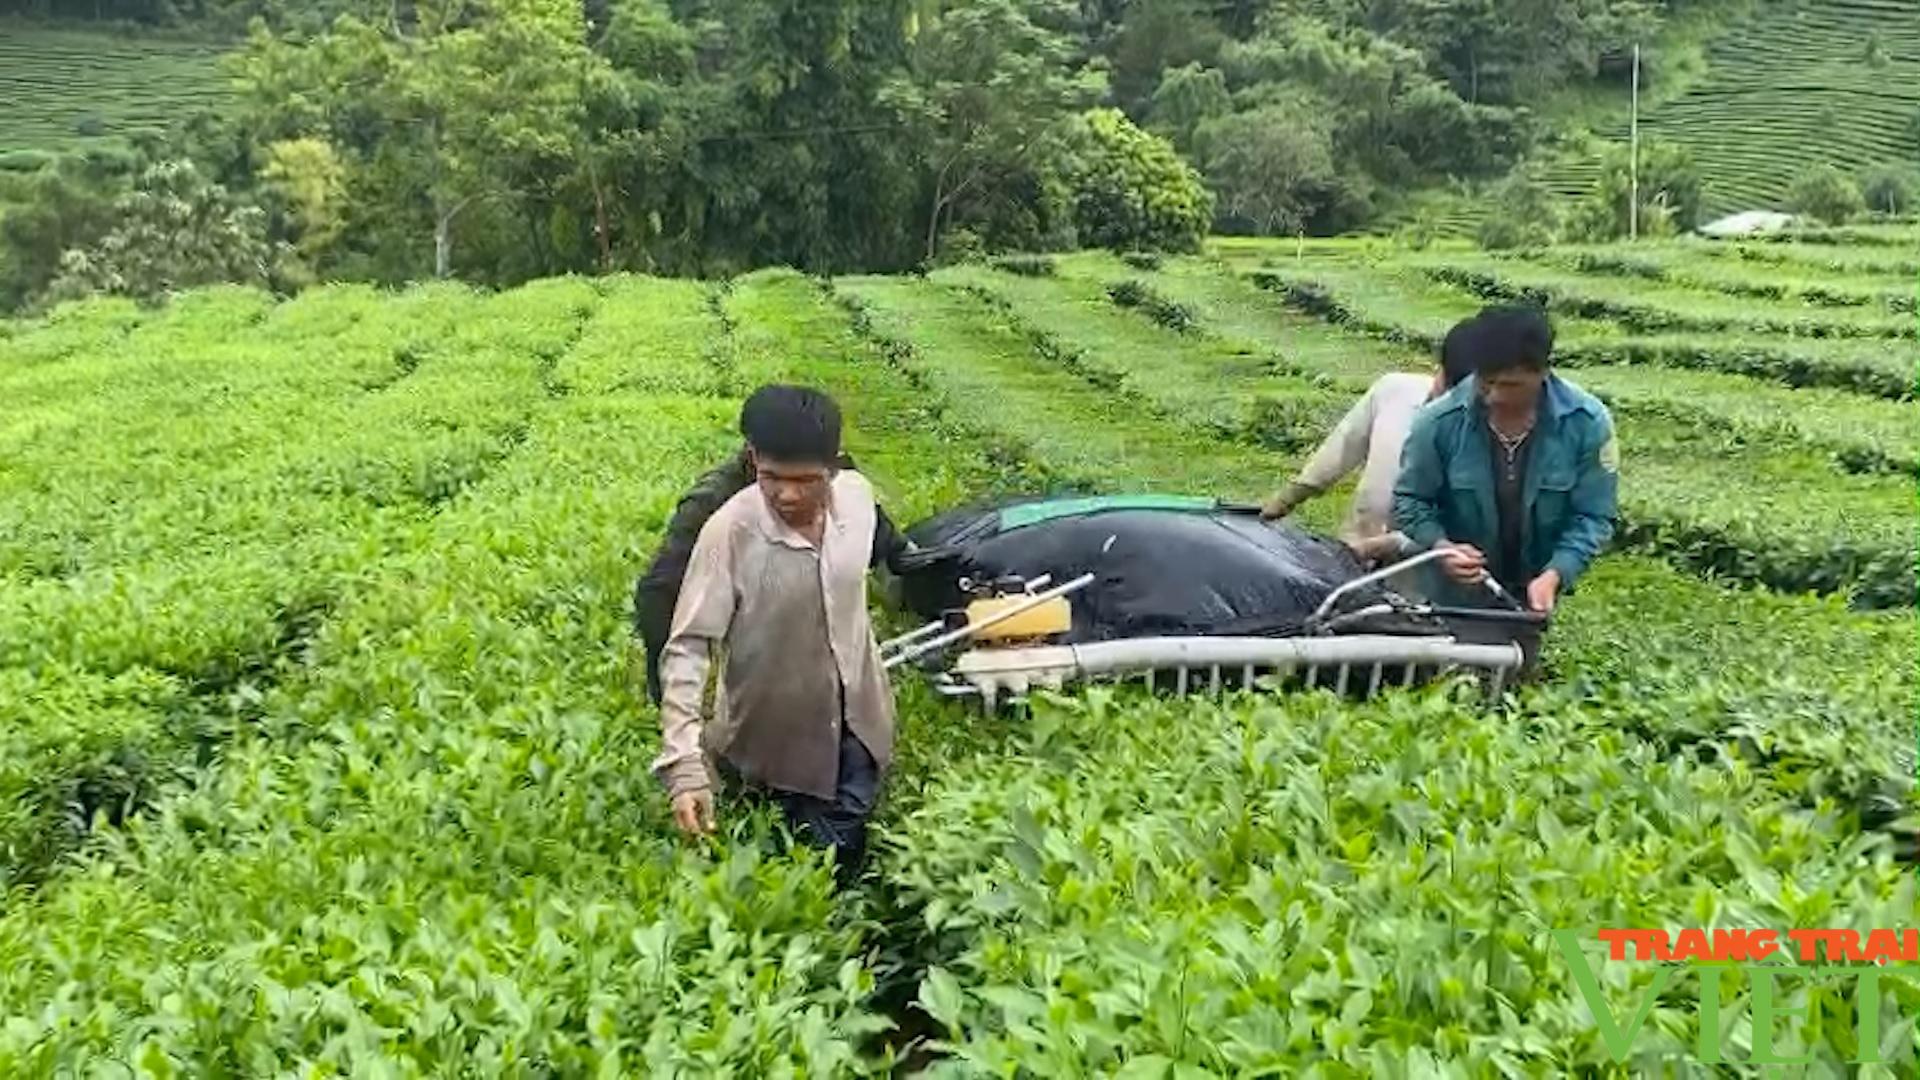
[1789,929,1826,962]
[1598,929,1636,961]
[1898,930,1918,964]
[1711,928,1773,962]
[1863,930,1900,966]
[1673,928,1711,962]
[1649,929,1674,962]
[1833,929,1865,963]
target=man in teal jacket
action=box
[1392,305,1619,632]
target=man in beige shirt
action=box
[1261,315,1486,563]
[653,384,896,885]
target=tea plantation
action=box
[0,21,228,161]
[1532,0,1920,217]
[0,228,1915,1073]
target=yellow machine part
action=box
[966,595,1073,643]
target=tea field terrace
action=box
[0,246,1913,1072]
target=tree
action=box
[1568,139,1700,240]
[1058,108,1213,251]
[233,0,602,280]
[260,137,347,273]
[42,159,277,306]
[1788,165,1866,226]
[1476,173,1559,250]
[660,0,924,274]
[1194,100,1337,236]
[1220,18,1526,189]
[907,0,1100,260]
[1146,63,1231,153]
[0,152,130,311]
[1858,166,1917,219]
[1105,0,1225,114]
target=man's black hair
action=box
[1438,315,1484,388]
[1473,304,1555,374]
[740,383,842,465]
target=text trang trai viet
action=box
[1552,927,1920,1068]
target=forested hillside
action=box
[4,0,1734,311]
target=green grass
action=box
[0,20,231,157]
[932,256,1352,451]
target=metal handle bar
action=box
[883,572,1096,670]
[1310,547,1518,624]
[1424,605,1549,626]
[1309,548,1452,623]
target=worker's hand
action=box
[671,788,716,838]
[1527,569,1562,613]
[1437,542,1487,584]
[1260,482,1314,521]
[1347,534,1403,565]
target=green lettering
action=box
[1553,929,1674,1062]
[1751,966,1815,1066]
[1853,967,1882,1065]
[1697,965,1724,1064]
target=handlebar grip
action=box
[1428,605,1551,627]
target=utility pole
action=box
[1630,43,1640,242]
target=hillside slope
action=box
[1536,0,1920,217]
[0,21,228,161]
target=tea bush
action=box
[3,235,1913,1072]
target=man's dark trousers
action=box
[719,723,879,887]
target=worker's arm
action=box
[1543,410,1620,591]
[651,516,737,799]
[870,500,915,573]
[1267,385,1378,517]
[1295,382,1380,493]
[1390,408,1449,552]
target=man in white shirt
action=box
[653,385,896,886]
[1260,316,1485,563]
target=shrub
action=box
[1106,278,1198,333]
[1058,109,1214,254]
[1789,165,1867,226]
[0,150,55,174]
[934,227,986,267]
[1859,166,1918,219]
[1475,175,1560,250]
[989,254,1056,277]
[41,160,281,308]
[1567,140,1701,240]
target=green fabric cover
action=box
[995,495,1220,533]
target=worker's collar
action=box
[751,479,844,551]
